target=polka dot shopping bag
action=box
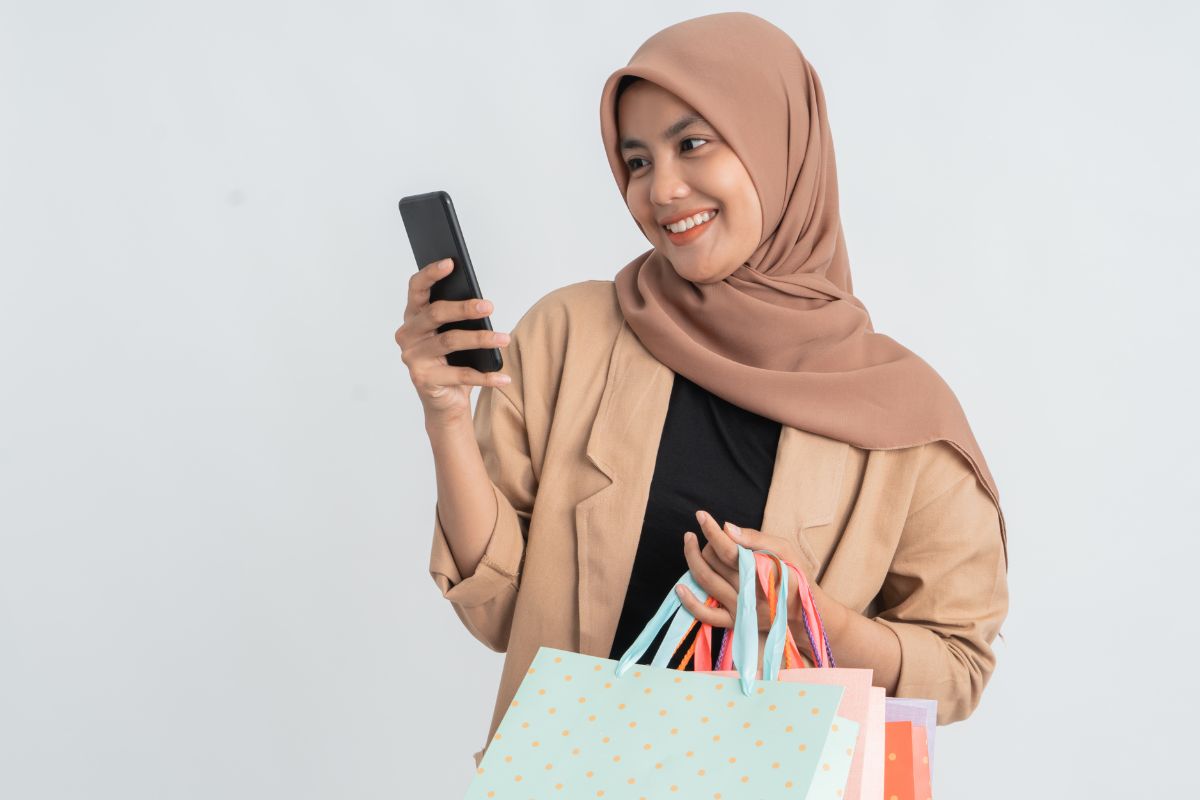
[462,544,858,799]
[681,550,889,800]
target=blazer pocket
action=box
[789,526,823,581]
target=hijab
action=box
[598,11,1007,558]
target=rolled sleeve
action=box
[873,442,1009,725]
[429,481,527,648]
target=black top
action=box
[607,371,783,668]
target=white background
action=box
[2,1,1197,797]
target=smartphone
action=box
[398,190,502,373]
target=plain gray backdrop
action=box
[2,1,1197,797]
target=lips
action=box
[663,209,719,245]
[660,208,719,229]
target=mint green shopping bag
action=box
[463,544,857,799]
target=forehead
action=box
[616,82,715,147]
[617,80,701,124]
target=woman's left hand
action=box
[674,509,818,659]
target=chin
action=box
[669,262,724,284]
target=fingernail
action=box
[726,522,741,538]
[675,585,685,596]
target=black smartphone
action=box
[398,190,502,373]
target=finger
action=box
[409,257,454,297]
[675,584,733,628]
[407,324,509,362]
[405,259,454,321]
[696,540,777,634]
[700,542,738,584]
[415,362,513,390]
[416,298,496,345]
[755,595,777,634]
[683,531,738,610]
[694,509,739,566]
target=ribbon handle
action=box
[614,571,708,676]
[616,546,834,691]
[711,551,835,672]
[616,545,790,694]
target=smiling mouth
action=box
[661,209,719,246]
[661,209,719,233]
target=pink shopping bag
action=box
[911,724,932,800]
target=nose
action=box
[650,159,689,208]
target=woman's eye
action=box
[626,137,711,172]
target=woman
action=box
[396,12,1008,769]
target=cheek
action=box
[711,161,760,246]
[719,198,759,252]
[734,183,761,242]
[626,190,658,234]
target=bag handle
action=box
[669,553,799,674]
[730,543,787,693]
[763,557,807,670]
[709,551,835,671]
[755,552,834,668]
[616,544,791,695]
[614,570,707,676]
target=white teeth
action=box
[664,210,716,233]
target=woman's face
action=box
[617,80,762,284]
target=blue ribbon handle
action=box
[648,579,705,670]
[615,545,793,696]
[755,547,791,684]
[614,572,708,676]
[731,545,791,693]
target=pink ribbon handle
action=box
[774,554,835,668]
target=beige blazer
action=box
[427,280,1009,767]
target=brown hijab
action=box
[598,12,1007,559]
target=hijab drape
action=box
[598,11,1007,558]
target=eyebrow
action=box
[619,114,710,152]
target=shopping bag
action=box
[462,544,854,799]
[667,551,879,800]
[885,697,937,771]
[657,548,865,800]
[679,552,946,800]
[634,547,863,800]
[884,720,916,800]
[862,688,886,800]
[882,717,937,800]
[911,724,932,800]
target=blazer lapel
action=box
[574,321,673,658]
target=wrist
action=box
[811,584,850,640]
[788,584,849,646]
[425,410,473,436]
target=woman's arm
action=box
[427,329,538,653]
[680,443,1005,717]
[779,441,1006,721]
[427,412,505,581]
[867,441,1009,724]
[790,591,902,696]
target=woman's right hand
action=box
[394,258,512,425]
